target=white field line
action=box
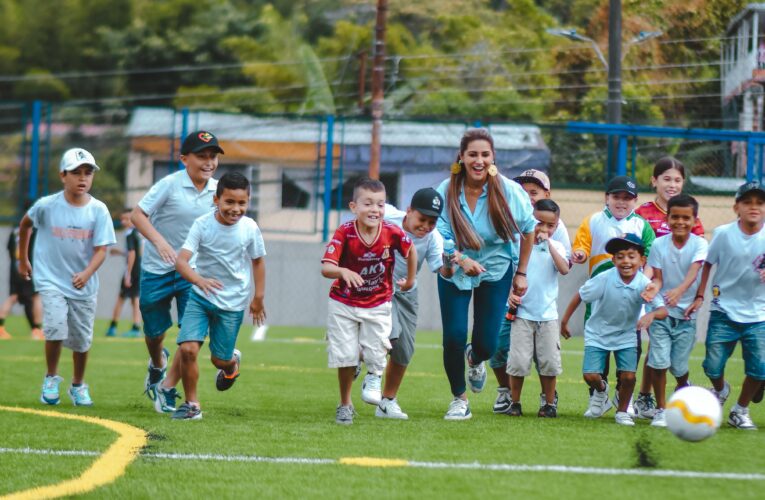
[1,447,763,481]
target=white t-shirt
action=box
[28,192,116,299]
[138,170,217,274]
[553,218,572,261]
[384,204,443,291]
[182,212,266,311]
[580,268,665,350]
[647,234,708,319]
[705,221,765,323]
[517,238,565,322]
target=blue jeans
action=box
[438,266,513,397]
[176,292,244,361]
[489,314,512,370]
[583,346,638,374]
[647,316,696,377]
[139,270,192,338]
[703,311,765,380]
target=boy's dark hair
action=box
[667,194,699,217]
[534,198,560,216]
[352,177,386,201]
[216,171,250,197]
[653,156,686,179]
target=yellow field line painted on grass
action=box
[0,406,146,500]
[339,457,409,468]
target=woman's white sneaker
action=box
[444,397,472,420]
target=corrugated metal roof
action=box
[127,107,547,151]
[727,3,765,34]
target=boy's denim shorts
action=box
[703,311,765,381]
[139,270,192,338]
[176,292,244,361]
[583,345,638,374]
[648,316,696,377]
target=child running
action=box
[18,148,116,406]
[172,172,266,420]
[686,181,765,430]
[561,234,667,426]
[321,177,416,425]
[645,194,707,427]
[505,199,569,418]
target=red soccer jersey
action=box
[635,200,705,238]
[321,220,413,308]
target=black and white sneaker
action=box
[539,390,559,409]
[507,402,523,417]
[728,407,757,430]
[375,397,409,420]
[493,387,512,414]
[215,349,241,391]
[538,404,557,418]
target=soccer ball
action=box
[665,386,722,442]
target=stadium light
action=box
[546,28,663,69]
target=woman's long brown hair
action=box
[446,128,521,251]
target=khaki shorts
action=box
[506,317,562,377]
[40,290,97,353]
[326,299,392,375]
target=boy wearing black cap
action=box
[131,130,224,414]
[561,234,667,426]
[373,188,453,419]
[686,181,765,430]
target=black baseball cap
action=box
[180,130,225,155]
[606,175,638,198]
[735,180,765,201]
[605,233,645,255]
[410,188,444,218]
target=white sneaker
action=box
[361,373,382,405]
[376,397,409,420]
[465,344,486,393]
[586,382,613,418]
[493,387,512,414]
[613,391,634,415]
[711,381,731,405]
[650,408,667,427]
[634,393,657,419]
[615,411,635,426]
[444,397,472,420]
[728,407,757,430]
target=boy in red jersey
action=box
[321,177,417,425]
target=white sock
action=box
[731,403,747,413]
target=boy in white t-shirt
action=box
[561,234,667,426]
[505,199,570,418]
[645,194,708,428]
[172,172,266,420]
[686,181,765,430]
[18,148,116,406]
[376,188,453,420]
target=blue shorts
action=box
[583,346,638,374]
[176,292,244,361]
[703,311,765,381]
[489,315,512,369]
[139,270,192,338]
[648,316,696,377]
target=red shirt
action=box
[635,200,705,238]
[322,220,413,308]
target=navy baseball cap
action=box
[181,130,225,155]
[606,176,638,198]
[410,188,443,218]
[605,233,645,255]
[735,180,765,201]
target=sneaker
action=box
[106,325,117,337]
[711,381,731,405]
[507,402,523,417]
[30,328,44,340]
[493,387,512,414]
[40,375,64,405]
[171,402,202,420]
[376,397,409,420]
[538,404,557,418]
[361,373,382,405]
[444,397,472,420]
[144,347,169,400]
[752,381,764,404]
[615,411,635,426]
[651,408,667,427]
[0,326,11,339]
[728,407,757,430]
[121,327,141,338]
[612,391,634,415]
[465,344,487,393]
[335,404,355,425]
[634,393,658,419]
[153,384,180,413]
[539,391,559,409]
[586,382,613,418]
[216,349,241,391]
[68,384,94,407]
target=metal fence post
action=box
[322,114,335,242]
[616,135,628,176]
[747,139,755,182]
[178,107,189,170]
[28,100,42,201]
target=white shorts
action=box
[326,299,392,375]
[506,317,562,377]
[41,290,97,353]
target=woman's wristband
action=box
[515,271,527,277]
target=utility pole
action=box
[606,0,622,178]
[368,0,387,180]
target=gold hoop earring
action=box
[487,164,498,177]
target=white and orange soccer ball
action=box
[665,386,723,442]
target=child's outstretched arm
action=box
[321,262,364,288]
[684,261,712,318]
[397,246,418,291]
[559,292,582,339]
[131,206,176,264]
[17,214,34,280]
[250,256,266,325]
[72,245,108,289]
[176,248,223,296]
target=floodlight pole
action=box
[368,0,388,181]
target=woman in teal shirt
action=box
[436,128,535,420]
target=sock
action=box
[639,392,650,397]
[731,403,747,413]
[72,383,82,387]
[32,323,41,329]
[132,323,141,330]
[109,320,117,328]
[0,318,5,326]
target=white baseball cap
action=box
[60,148,100,172]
